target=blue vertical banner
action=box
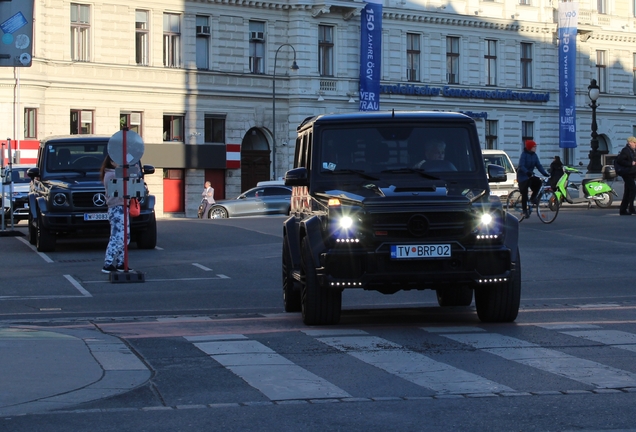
[558,2,578,148]
[359,0,382,111]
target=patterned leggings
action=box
[104,206,129,267]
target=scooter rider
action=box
[517,140,549,218]
[615,136,636,216]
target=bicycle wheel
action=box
[506,190,525,221]
[536,190,559,224]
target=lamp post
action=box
[272,44,299,180]
[587,78,602,174]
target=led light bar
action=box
[477,278,508,283]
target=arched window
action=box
[242,128,269,151]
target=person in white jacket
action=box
[201,181,215,218]
[99,155,131,273]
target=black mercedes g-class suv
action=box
[26,135,157,252]
[282,111,520,325]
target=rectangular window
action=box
[249,21,265,74]
[163,13,181,68]
[24,108,37,139]
[319,25,334,77]
[596,50,607,93]
[196,16,210,70]
[519,0,530,5]
[485,40,497,86]
[446,36,460,84]
[204,115,226,143]
[70,110,93,135]
[521,42,533,88]
[522,121,534,147]
[163,115,184,142]
[633,53,636,95]
[485,120,498,150]
[120,112,142,136]
[135,10,149,66]
[406,33,420,82]
[598,0,607,14]
[70,3,90,62]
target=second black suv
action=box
[27,135,157,252]
[282,111,520,325]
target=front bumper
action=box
[40,210,154,233]
[319,242,512,291]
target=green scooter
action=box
[552,166,617,208]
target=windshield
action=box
[319,126,477,176]
[45,143,108,173]
[483,153,514,174]
[8,168,31,184]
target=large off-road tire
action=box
[28,214,37,245]
[36,214,56,252]
[301,237,341,325]
[475,250,521,323]
[436,286,473,307]
[594,192,613,208]
[136,213,157,249]
[282,238,301,312]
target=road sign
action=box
[0,0,34,67]
[107,130,144,166]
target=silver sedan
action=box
[207,185,292,218]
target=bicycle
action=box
[506,177,559,224]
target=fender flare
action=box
[300,215,325,268]
[283,216,301,270]
[31,195,48,218]
[503,211,520,264]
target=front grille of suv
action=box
[72,192,108,210]
[369,210,471,240]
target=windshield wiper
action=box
[380,167,440,180]
[324,169,379,180]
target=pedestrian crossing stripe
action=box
[187,325,636,402]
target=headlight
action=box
[480,213,493,226]
[53,193,67,206]
[339,216,353,229]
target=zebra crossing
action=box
[185,324,636,402]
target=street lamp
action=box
[272,44,299,180]
[587,79,602,173]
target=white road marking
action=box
[560,329,636,353]
[440,332,636,389]
[63,274,92,297]
[192,263,212,271]
[317,335,514,395]
[194,339,350,401]
[16,237,53,263]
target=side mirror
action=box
[27,167,40,180]
[142,165,155,175]
[487,164,507,183]
[284,167,309,187]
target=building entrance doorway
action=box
[241,128,270,191]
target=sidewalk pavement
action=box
[0,325,150,416]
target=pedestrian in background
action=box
[100,155,131,273]
[615,136,636,215]
[516,140,549,218]
[549,155,564,191]
[201,181,215,218]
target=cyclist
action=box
[517,140,549,218]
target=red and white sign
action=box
[1,140,39,165]
[226,144,241,169]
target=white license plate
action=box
[390,244,451,259]
[490,190,506,196]
[23,203,29,208]
[84,213,108,221]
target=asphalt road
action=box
[1,207,636,431]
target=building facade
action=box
[2,0,636,217]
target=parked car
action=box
[482,149,517,201]
[207,185,292,218]
[1,164,33,224]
